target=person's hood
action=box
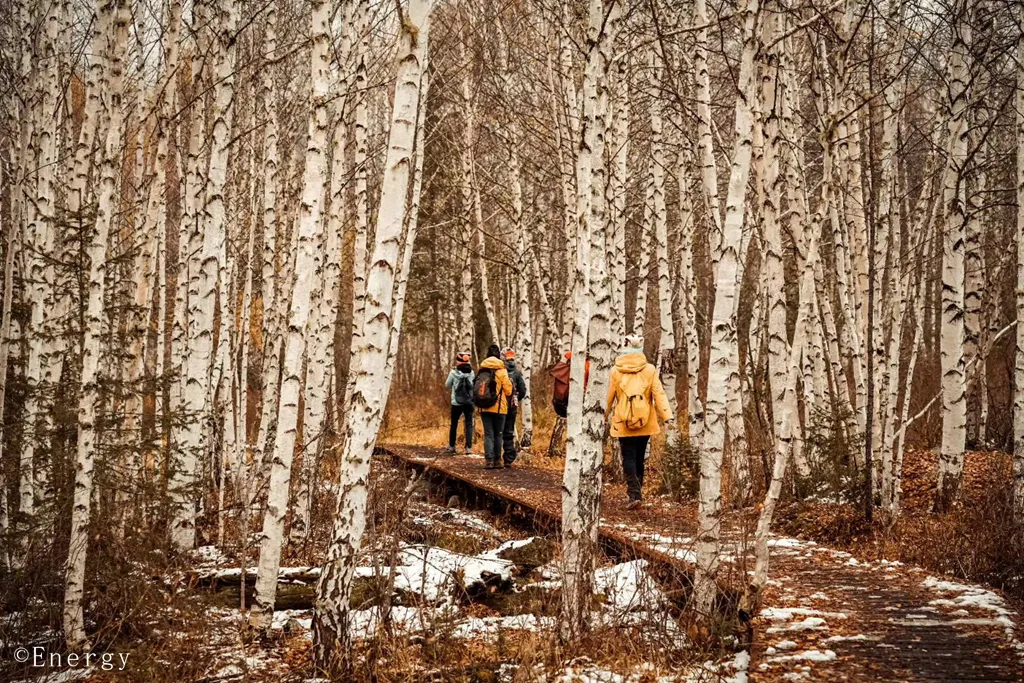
[615,352,648,374]
[481,356,506,371]
[504,359,518,372]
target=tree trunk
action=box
[312,1,431,667]
[172,0,238,550]
[1014,13,1024,521]
[936,7,971,512]
[695,0,759,615]
[65,0,129,650]
[250,0,332,631]
[561,0,619,639]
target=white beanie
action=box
[623,334,644,350]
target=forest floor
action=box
[386,444,1024,682]
[5,418,1024,682]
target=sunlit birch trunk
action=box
[172,0,238,550]
[65,0,129,650]
[936,7,971,512]
[561,0,619,639]
[695,0,759,615]
[312,1,431,666]
[649,48,678,447]
[250,0,332,631]
[1013,15,1024,521]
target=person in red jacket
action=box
[547,351,591,457]
[550,351,590,418]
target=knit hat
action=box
[502,347,516,360]
[623,334,644,350]
[456,352,471,363]
[486,343,501,358]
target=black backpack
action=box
[453,374,474,406]
[473,368,499,409]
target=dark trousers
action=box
[620,435,651,501]
[449,404,474,449]
[502,405,518,464]
[481,412,506,465]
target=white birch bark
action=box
[759,14,800,476]
[254,5,284,467]
[936,8,971,512]
[0,170,15,569]
[18,0,66,540]
[608,57,629,340]
[633,179,652,335]
[172,0,238,550]
[510,143,534,447]
[382,60,430,401]
[965,134,986,444]
[293,106,347,545]
[695,0,759,615]
[649,49,678,448]
[676,146,704,449]
[65,1,129,650]
[312,1,431,663]
[561,0,619,638]
[344,0,372,411]
[693,0,724,267]
[1014,15,1024,521]
[555,2,581,354]
[250,0,332,630]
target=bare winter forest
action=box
[3,0,1024,680]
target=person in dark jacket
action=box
[501,347,528,467]
[444,352,475,454]
[477,344,514,469]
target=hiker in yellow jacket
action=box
[605,334,675,509]
[475,344,514,470]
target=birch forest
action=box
[3,0,1024,680]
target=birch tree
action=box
[65,0,129,650]
[1014,11,1024,521]
[561,0,619,639]
[250,0,332,631]
[936,4,972,512]
[694,0,760,615]
[313,0,432,666]
[172,0,239,550]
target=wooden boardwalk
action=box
[386,444,1024,682]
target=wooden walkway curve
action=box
[385,444,1024,682]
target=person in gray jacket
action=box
[501,348,528,466]
[445,352,475,454]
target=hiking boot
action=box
[443,446,456,455]
[626,499,642,511]
[503,462,513,469]
[465,447,473,455]
[484,461,497,470]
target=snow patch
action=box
[769,649,837,663]
[761,607,848,621]
[593,560,666,613]
[922,575,1023,652]
[766,617,828,633]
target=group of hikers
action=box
[443,334,675,509]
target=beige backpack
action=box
[614,369,651,430]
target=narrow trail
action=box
[386,443,1024,682]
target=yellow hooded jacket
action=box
[605,352,673,438]
[478,356,514,415]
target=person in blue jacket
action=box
[445,352,475,454]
